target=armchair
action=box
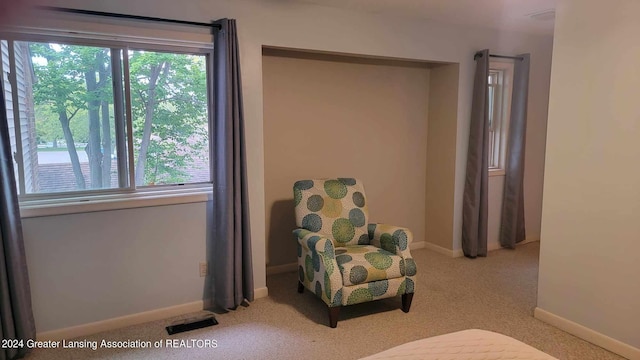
[293,178,417,327]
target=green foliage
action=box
[29,41,209,187]
[30,43,86,116]
[35,105,90,143]
[128,50,208,185]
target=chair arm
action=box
[293,229,344,306]
[368,223,417,294]
[293,229,335,258]
[368,223,413,258]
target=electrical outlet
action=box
[199,262,208,277]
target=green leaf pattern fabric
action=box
[293,179,416,309]
[294,229,343,306]
[293,178,369,246]
[343,278,407,306]
[336,245,403,286]
[369,223,417,295]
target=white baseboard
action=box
[37,300,205,341]
[520,237,539,245]
[254,286,269,299]
[425,238,541,258]
[487,241,501,252]
[506,238,539,250]
[38,286,271,342]
[534,307,640,360]
[423,242,462,257]
[487,237,539,252]
[410,241,426,250]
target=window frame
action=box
[0,29,215,215]
[487,59,514,177]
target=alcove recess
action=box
[261,46,459,269]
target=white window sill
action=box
[489,169,505,177]
[19,187,213,218]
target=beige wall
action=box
[19,0,554,333]
[263,50,430,266]
[425,64,459,250]
[537,0,640,356]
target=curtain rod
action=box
[38,6,221,30]
[474,53,524,61]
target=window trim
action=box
[19,185,214,218]
[0,28,213,53]
[488,59,514,176]
[1,28,215,214]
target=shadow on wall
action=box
[268,199,299,267]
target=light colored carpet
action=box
[25,242,626,360]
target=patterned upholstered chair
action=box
[293,178,416,328]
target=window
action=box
[1,33,213,203]
[487,60,514,174]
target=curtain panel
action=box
[499,54,530,248]
[462,49,490,258]
[207,19,254,310]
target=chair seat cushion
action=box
[336,245,404,286]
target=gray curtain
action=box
[208,19,254,310]
[1,88,36,359]
[500,54,530,249]
[462,49,489,258]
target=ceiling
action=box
[279,0,559,35]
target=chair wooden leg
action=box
[297,281,304,293]
[402,293,414,313]
[328,306,340,328]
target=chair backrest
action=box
[293,178,370,247]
